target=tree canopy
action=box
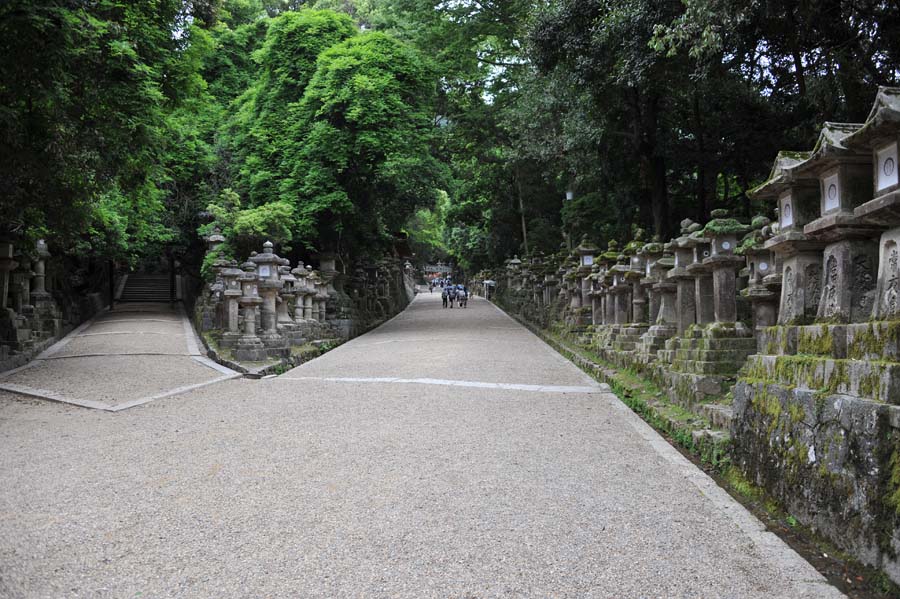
[3,0,899,274]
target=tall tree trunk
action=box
[514,165,529,256]
[627,87,669,239]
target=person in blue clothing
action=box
[456,284,468,308]
[443,282,457,308]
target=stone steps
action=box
[671,358,749,376]
[698,403,734,429]
[120,275,172,303]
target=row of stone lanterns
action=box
[206,240,332,362]
[0,239,63,362]
[488,87,900,582]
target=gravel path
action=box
[0,293,843,598]
[0,303,234,409]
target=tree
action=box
[281,31,447,255]
[0,0,198,261]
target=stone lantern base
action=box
[731,319,900,581]
[634,322,677,365]
[235,335,268,362]
[656,322,756,408]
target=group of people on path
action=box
[428,278,469,309]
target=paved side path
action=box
[0,293,842,598]
[0,302,238,410]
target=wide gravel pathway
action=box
[0,292,842,598]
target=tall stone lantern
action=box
[30,239,52,307]
[667,220,701,334]
[848,87,900,320]
[250,241,287,353]
[598,241,619,329]
[638,239,664,326]
[220,261,244,348]
[291,262,312,322]
[684,228,715,326]
[791,122,880,322]
[701,209,751,327]
[235,261,267,362]
[574,238,598,311]
[277,261,298,340]
[739,217,781,331]
[638,244,677,364]
[751,151,826,324]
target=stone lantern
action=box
[848,87,900,320]
[751,151,827,325]
[308,270,325,322]
[598,241,619,329]
[624,233,648,326]
[250,241,287,353]
[701,209,750,327]
[739,217,780,331]
[317,273,330,322]
[789,122,880,323]
[637,243,677,364]
[638,239,664,326]
[684,227,715,326]
[218,261,243,348]
[588,263,603,326]
[291,262,311,322]
[30,239,52,307]
[277,261,298,340]
[666,220,701,334]
[574,237,598,310]
[235,261,267,362]
[11,251,34,315]
[507,255,523,293]
[609,247,632,326]
[205,228,226,254]
[0,241,18,311]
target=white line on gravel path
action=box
[275,375,607,394]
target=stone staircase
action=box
[119,274,172,303]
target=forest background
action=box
[2,0,899,277]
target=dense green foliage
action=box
[3,0,899,275]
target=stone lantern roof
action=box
[747,151,814,201]
[574,237,598,256]
[843,87,900,148]
[221,261,244,297]
[599,240,620,263]
[702,208,749,238]
[788,122,866,177]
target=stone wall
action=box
[477,87,900,584]
[194,238,416,366]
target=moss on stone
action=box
[886,437,900,517]
[797,325,833,355]
[703,218,750,236]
